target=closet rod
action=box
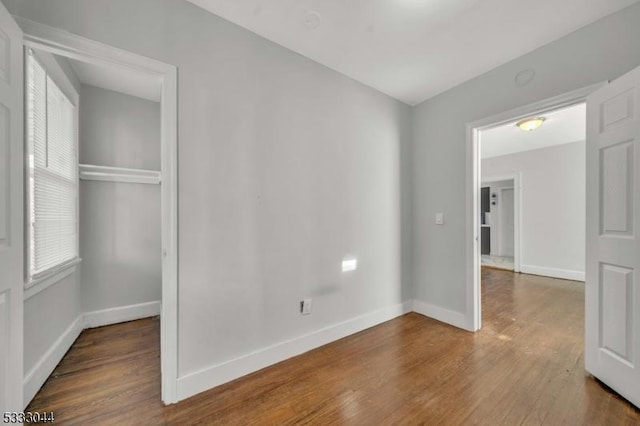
[79,164,161,185]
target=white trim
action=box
[17,16,180,404]
[466,122,482,331]
[412,300,470,331]
[468,82,606,133]
[14,16,171,77]
[176,301,413,401]
[481,172,522,273]
[466,82,606,332]
[520,265,585,282]
[23,315,84,408]
[79,164,161,185]
[24,259,80,300]
[83,301,161,329]
[160,62,179,405]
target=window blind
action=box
[27,51,78,278]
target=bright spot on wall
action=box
[342,258,358,272]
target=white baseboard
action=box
[412,300,470,331]
[520,265,585,282]
[23,315,84,408]
[176,300,413,401]
[83,300,161,329]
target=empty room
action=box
[0,0,639,424]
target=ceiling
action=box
[66,57,162,102]
[480,103,585,159]
[186,0,638,105]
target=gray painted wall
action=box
[79,85,160,170]
[4,0,413,378]
[482,141,586,277]
[53,54,80,93]
[23,274,81,376]
[79,85,161,312]
[412,2,640,314]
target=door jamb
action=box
[16,17,180,404]
[465,82,605,332]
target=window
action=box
[26,50,79,281]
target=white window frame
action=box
[24,48,80,293]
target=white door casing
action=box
[0,3,23,413]
[15,16,180,404]
[585,66,640,408]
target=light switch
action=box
[435,212,444,225]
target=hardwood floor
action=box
[27,269,640,424]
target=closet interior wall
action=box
[79,84,162,313]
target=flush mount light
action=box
[516,117,545,131]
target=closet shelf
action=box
[79,164,161,185]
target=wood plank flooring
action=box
[27,269,640,424]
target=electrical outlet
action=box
[435,212,444,225]
[300,299,312,315]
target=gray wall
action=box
[54,55,80,93]
[79,85,160,170]
[23,274,81,376]
[79,85,161,312]
[482,141,586,278]
[412,2,640,314]
[4,0,413,378]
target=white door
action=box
[0,2,23,413]
[586,66,640,408]
[499,187,514,257]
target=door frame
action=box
[465,82,604,331]
[15,17,180,403]
[0,3,24,413]
[480,174,520,271]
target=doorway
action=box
[479,176,519,271]
[18,18,179,404]
[466,84,601,330]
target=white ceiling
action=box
[66,57,162,102]
[186,0,638,105]
[480,103,585,159]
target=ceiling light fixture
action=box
[516,117,545,131]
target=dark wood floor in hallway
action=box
[27,268,640,424]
